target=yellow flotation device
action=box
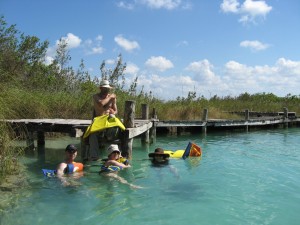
[83,115,126,139]
[163,142,202,159]
[164,150,185,158]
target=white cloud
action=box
[105,59,115,65]
[221,0,240,13]
[185,59,221,84]
[240,40,270,51]
[145,56,174,72]
[133,73,197,99]
[220,0,272,24]
[140,0,182,10]
[46,33,82,65]
[83,35,105,55]
[117,1,135,10]
[114,35,140,52]
[44,46,56,65]
[222,58,300,95]
[44,56,54,65]
[95,35,103,41]
[176,40,189,47]
[57,33,81,49]
[137,58,300,100]
[118,0,190,10]
[89,47,104,55]
[276,58,300,77]
[241,0,272,17]
[124,63,140,75]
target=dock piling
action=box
[245,109,249,132]
[37,131,45,160]
[202,108,208,134]
[141,104,150,144]
[283,107,288,128]
[121,100,135,159]
[150,108,157,144]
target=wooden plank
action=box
[127,121,153,139]
[157,121,206,127]
[210,119,284,127]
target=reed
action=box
[0,94,24,181]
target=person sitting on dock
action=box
[88,80,118,161]
[93,80,118,117]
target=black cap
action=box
[65,144,77,153]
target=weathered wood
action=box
[141,104,149,144]
[6,115,154,159]
[156,117,299,128]
[150,108,157,143]
[245,109,250,120]
[245,109,249,132]
[283,107,288,128]
[25,131,35,155]
[227,111,296,118]
[121,100,135,159]
[202,108,208,134]
[152,108,157,119]
[123,100,135,128]
[37,131,45,158]
[157,121,206,127]
[125,121,153,139]
[202,108,208,121]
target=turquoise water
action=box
[1,128,300,225]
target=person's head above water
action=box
[64,144,78,162]
[148,148,170,164]
[65,144,78,153]
[107,144,121,157]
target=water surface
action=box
[1,128,300,225]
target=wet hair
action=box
[65,144,77,153]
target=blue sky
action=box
[1,0,300,100]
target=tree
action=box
[0,16,49,86]
[99,54,126,89]
[49,38,74,92]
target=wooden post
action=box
[37,131,45,160]
[150,108,157,144]
[202,108,208,134]
[245,109,249,132]
[283,107,288,128]
[141,104,150,144]
[177,127,182,136]
[152,108,157,119]
[121,100,135,159]
[25,131,35,155]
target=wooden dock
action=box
[6,101,155,159]
[6,118,153,138]
[157,108,299,133]
[5,104,299,159]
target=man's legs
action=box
[88,133,100,160]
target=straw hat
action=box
[107,144,121,156]
[100,80,112,89]
[148,148,170,158]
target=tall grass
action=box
[0,90,24,182]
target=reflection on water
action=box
[1,128,300,225]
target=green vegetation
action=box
[1,16,300,180]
